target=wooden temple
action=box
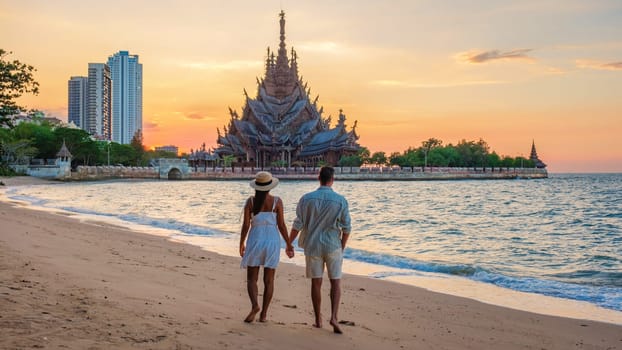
[529,140,547,168]
[215,11,360,168]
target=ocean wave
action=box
[345,248,622,311]
[7,192,224,238]
[345,248,480,277]
[67,207,223,237]
[4,191,49,207]
[472,270,622,311]
[545,270,622,287]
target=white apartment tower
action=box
[67,76,88,129]
[107,51,143,144]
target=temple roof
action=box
[529,140,547,168]
[300,127,357,157]
[215,11,360,161]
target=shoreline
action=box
[5,192,622,325]
[1,177,621,349]
[3,176,622,321]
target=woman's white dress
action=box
[240,197,281,269]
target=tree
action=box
[146,149,177,160]
[370,151,387,166]
[316,159,328,168]
[291,160,306,169]
[110,143,137,166]
[454,139,491,169]
[130,129,146,166]
[501,156,514,169]
[473,138,490,169]
[12,121,55,159]
[0,49,40,128]
[487,152,501,171]
[271,159,287,168]
[357,147,371,165]
[53,127,98,166]
[388,152,405,167]
[427,148,447,167]
[439,145,460,167]
[338,154,362,167]
[222,154,235,170]
[421,137,442,169]
[1,138,37,165]
[513,156,535,168]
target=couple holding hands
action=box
[239,166,351,334]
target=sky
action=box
[2,0,621,172]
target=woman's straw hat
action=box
[250,171,279,191]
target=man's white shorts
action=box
[305,248,343,279]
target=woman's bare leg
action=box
[244,266,260,322]
[259,267,275,322]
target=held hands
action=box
[285,244,295,259]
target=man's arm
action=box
[287,197,305,258]
[341,231,350,250]
[289,228,300,243]
[339,198,352,251]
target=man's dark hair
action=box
[319,166,335,185]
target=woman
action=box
[239,171,292,323]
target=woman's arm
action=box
[275,198,291,248]
[239,197,252,257]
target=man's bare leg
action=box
[259,268,275,322]
[244,267,260,322]
[311,278,323,328]
[329,278,343,334]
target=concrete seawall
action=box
[71,165,547,181]
[71,166,159,181]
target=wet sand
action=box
[1,176,621,349]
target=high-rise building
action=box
[67,76,88,129]
[107,51,143,144]
[87,63,112,140]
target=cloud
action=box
[457,49,535,63]
[576,59,622,71]
[544,66,566,75]
[179,60,261,70]
[143,121,159,130]
[369,79,506,88]
[184,112,213,121]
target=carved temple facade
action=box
[215,11,360,168]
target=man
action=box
[287,166,352,334]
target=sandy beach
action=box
[1,177,621,349]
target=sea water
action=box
[3,173,621,324]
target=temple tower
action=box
[215,11,360,168]
[529,140,547,168]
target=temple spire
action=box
[529,140,547,168]
[530,139,541,162]
[276,10,289,70]
[279,11,286,53]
